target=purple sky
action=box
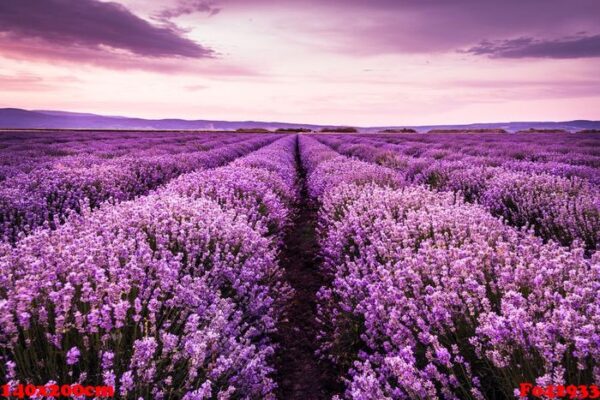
[1,0,599,125]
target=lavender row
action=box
[334,132,600,168]
[321,133,600,183]
[0,133,256,241]
[320,133,600,182]
[299,136,599,399]
[164,134,299,247]
[0,135,281,244]
[317,135,599,251]
[0,132,245,182]
[0,135,298,399]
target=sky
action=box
[1,0,599,126]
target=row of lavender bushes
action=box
[359,132,600,168]
[0,131,238,182]
[0,134,281,244]
[0,135,299,399]
[299,136,599,399]
[318,133,600,184]
[316,134,600,251]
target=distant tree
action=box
[379,128,417,133]
[235,128,272,133]
[275,128,312,132]
[515,128,569,134]
[428,128,508,134]
[320,126,358,133]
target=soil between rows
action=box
[273,137,340,399]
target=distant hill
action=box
[0,108,323,131]
[387,120,600,134]
[0,108,599,132]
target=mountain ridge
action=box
[1,108,599,132]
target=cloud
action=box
[0,74,53,91]
[0,34,261,76]
[215,0,600,56]
[0,73,80,91]
[449,77,600,100]
[464,34,600,59]
[0,0,213,61]
[158,0,221,19]
[185,84,209,91]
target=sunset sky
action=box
[1,0,599,126]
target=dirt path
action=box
[274,136,338,399]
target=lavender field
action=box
[0,130,598,399]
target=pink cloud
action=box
[0,74,54,91]
[0,34,256,75]
[464,34,600,59]
[214,0,600,57]
[0,0,214,69]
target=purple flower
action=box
[66,347,80,365]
